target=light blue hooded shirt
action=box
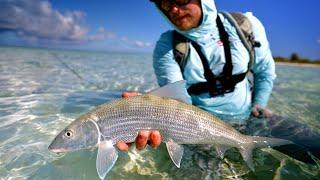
[152,0,276,123]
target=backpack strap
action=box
[172,13,258,97]
[172,31,190,72]
[190,40,220,96]
[216,15,233,78]
[220,12,261,71]
[187,15,240,97]
[173,12,260,73]
[172,15,233,79]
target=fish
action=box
[48,81,292,179]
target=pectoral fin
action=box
[96,140,118,180]
[166,140,184,168]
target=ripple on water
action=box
[0,48,319,179]
[3,153,44,179]
[0,126,18,144]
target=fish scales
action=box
[89,94,244,146]
[99,108,201,135]
[103,119,202,142]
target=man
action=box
[117,0,275,151]
[117,0,320,164]
[117,0,320,163]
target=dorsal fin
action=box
[148,80,191,104]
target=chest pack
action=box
[173,12,261,97]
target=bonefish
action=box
[48,81,291,179]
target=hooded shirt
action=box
[152,0,276,123]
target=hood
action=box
[154,0,218,45]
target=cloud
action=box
[88,27,116,41]
[317,38,320,44]
[0,0,153,50]
[121,36,152,48]
[0,0,88,42]
[133,40,152,48]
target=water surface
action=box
[0,47,319,179]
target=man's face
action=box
[161,0,202,31]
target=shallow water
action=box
[0,47,319,179]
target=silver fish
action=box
[48,81,291,179]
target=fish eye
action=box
[64,130,73,138]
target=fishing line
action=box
[49,51,102,89]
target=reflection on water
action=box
[0,47,319,179]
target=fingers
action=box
[117,130,162,151]
[122,92,140,98]
[252,106,260,117]
[252,105,273,118]
[136,130,161,150]
[116,141,132,151]
[263,108,273,118]
[149,130,162,149]
[136,130,150,150]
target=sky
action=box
[0,0,319,60]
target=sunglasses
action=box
[151,0,192,12]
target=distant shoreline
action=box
[276,62,320,68]
[1,46,319,67]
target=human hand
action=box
[121,91,141,98]
[118,92,161,151]
[116,130,162,151]
[252,104,273,118]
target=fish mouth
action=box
[48,144,69,153]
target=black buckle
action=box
[209,77,235,97]
[187,76,236,97]
[209,79,224,96]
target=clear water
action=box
[0,47,319,179]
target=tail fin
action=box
[239,136,292,171]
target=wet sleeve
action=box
[247,13,276,107]
[153,31,184,87]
